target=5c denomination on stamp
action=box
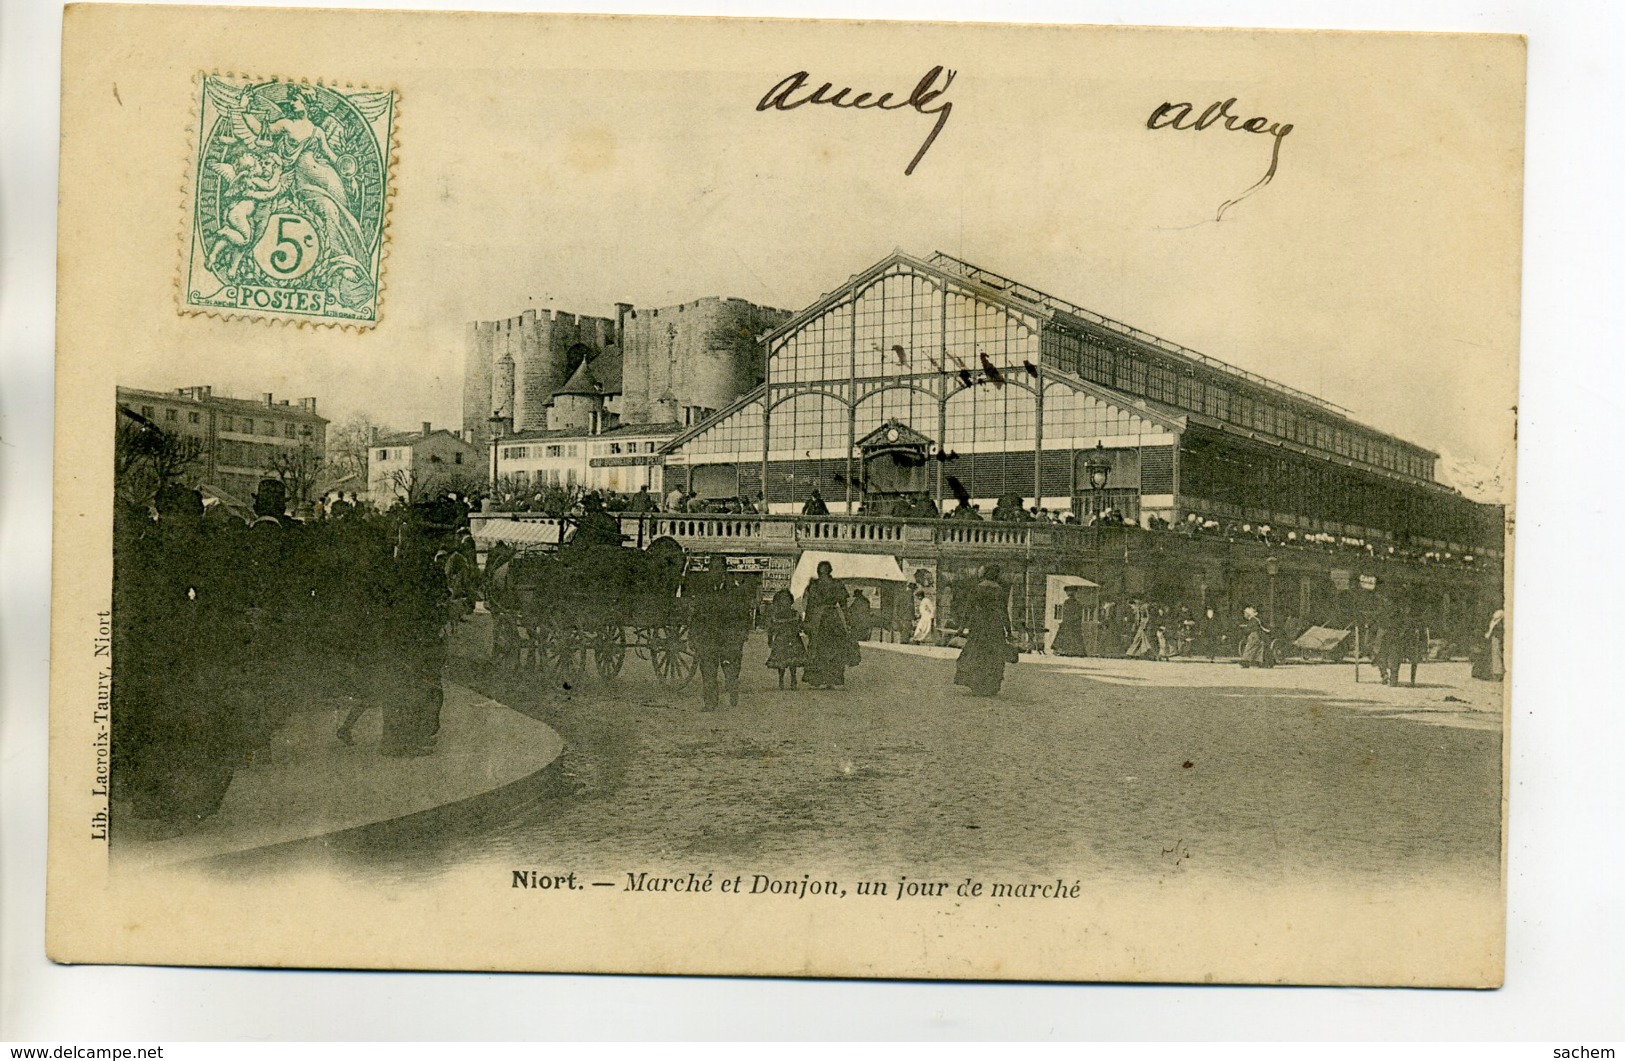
[181,74,397,327]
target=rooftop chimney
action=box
[262,392,273,406]
[422,421,432,437]
[369,426,380,445]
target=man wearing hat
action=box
[371,499,460,756]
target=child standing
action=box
[764,589,807,690]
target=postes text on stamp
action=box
[182,75,396,326]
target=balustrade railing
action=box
[469,510,1492,569]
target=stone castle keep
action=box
[463,297,792,450]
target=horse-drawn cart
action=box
[482,518,697,688]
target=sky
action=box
[94,12,1523,477]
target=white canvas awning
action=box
[788,550,907,599]
[470,516,563,548]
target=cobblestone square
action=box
[290,636,1503,898]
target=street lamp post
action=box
[1082,439,1111,559]
[1265,554,1280,629]
[488,413,507,500]
[1080,441,1113,655]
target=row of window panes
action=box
[742,384,1148,456]
[852,274,943,379]
[942,387,1036,446]
[509,468,578,488]
[1069,335,1430,478]
[768,395,847,455]
[217,439,312,469]
[711,365,1431,482]
[1181,444,1479,543]
[691,404,763,454]
[1042,390,1151,440]
[775,277,1039,387]
[138,404,203,427]
[590,441,659,456]
[221,414,298,438]
[140,406,308,439]
[943,294,1035,371]
[776,305,853,385]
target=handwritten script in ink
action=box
[756,66,957,176]
[1147,97,1294,221]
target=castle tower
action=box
[509,309,545,431]
[619,298,791,425]
[493,350,516,421]
[462,320,496,449]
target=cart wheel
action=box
[543,623,588,685]
[594,621,627,681]
[628,625,655,663]
[649,624,697,689]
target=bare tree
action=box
[115,415,152,482]
[327,412,386,481]
[379,466,417,508]
[384,464,486,507]
[264,441,325,508]
[115,408,206,502]
[151,432,207,487]
[488,475,585,515]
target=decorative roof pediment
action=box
[857,418,934,451]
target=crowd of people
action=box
[1051,593,1505,682]
[681,559,1025,708]
[483,482,779,516]
[714,561,872,701]
[1082,601,1250,662]
[112,478,469,835]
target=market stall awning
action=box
[470,517,563,548]
[789,550,907,599]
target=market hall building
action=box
[654,250,1503,646]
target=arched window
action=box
[768,392,849,459]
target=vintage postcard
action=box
[49,6,1522,984]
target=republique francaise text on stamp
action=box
[181,75,396,326]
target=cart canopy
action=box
[1293,626,1351,652]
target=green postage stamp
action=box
[182,75,397,327]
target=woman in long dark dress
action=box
[801,561,849,689]
[1051,584,1088,657]
[1238,606,1273,668]
[954,566,1014,697]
